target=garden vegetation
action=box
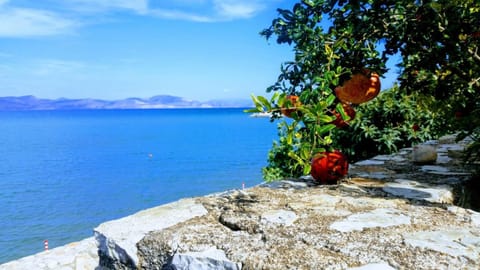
[247,0,480,181]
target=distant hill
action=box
[0,95,253,111]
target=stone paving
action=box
[345,134,476,207]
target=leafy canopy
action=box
[248,0,480,181]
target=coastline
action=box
[0,108,274,264]
[1,134,479,269]
[0,95,253,111]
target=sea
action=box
[0,108,277,264]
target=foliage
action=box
[248,0,480,181]
[262,121,304,181]
[457,107,480,169]
[333,85,447,162]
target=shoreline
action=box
[1,134,479,269]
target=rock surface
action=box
[412,144,438,164]
[0,237,99,270]
[94,198,208,269]
[133,185,480,270]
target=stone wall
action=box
[0,237,98,270]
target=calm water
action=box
[0,108,277,263]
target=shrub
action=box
[333,85,448,162]
[248,0,480,181]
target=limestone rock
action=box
[133,186,480,269]
[329,208,411,232]
[347,262,396,270]
[165,247,241,270]
[354,159,385,166]
[383,179,454,204]
[0,238,98,270]
[403,228,480,261]
[94,198,208,269]
[261,210,297,226]
[438,134,458,144]
[412,144,437,164]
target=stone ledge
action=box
[136,187,480,269]
[94,198,208,269]
[0,237,98,270]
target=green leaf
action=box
[300,146,311,160]
[312,147,326,155]
[244,108,260,113]
[326,94,336,106]
[257,95,271,111]
[250,94,260,106]
[318,114,335,123]
[271,91,280,104]
[303,163,311,175]
[303,0,315,8]
[316,124,336,136]
[255,102,264,112]
[302,111,317,123]
[286,133,293,145]
[335,102,347,120]
[288,151,304,165]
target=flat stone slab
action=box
[329,208,411,232]
[261,209,297,226]
[94,198,208,268]
[168,247,241,270]
[403,228,480,261]
[372,155,407,162]
[347,262,396,270]
[383,179,454,204]
[348,165,395,180]
[354,159,385,166]
[420,165,470,175]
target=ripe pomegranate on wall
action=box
[310,150,349,184]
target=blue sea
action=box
[0,108,277,264]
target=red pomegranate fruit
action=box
[280,95,301,118]
[311,150,349,184]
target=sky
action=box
[0,0,398,101]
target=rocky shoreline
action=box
[1,134,479,269]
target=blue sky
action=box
[0,0,398,101]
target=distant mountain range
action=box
[0,95,254,111]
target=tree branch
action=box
[468,47,480,62]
